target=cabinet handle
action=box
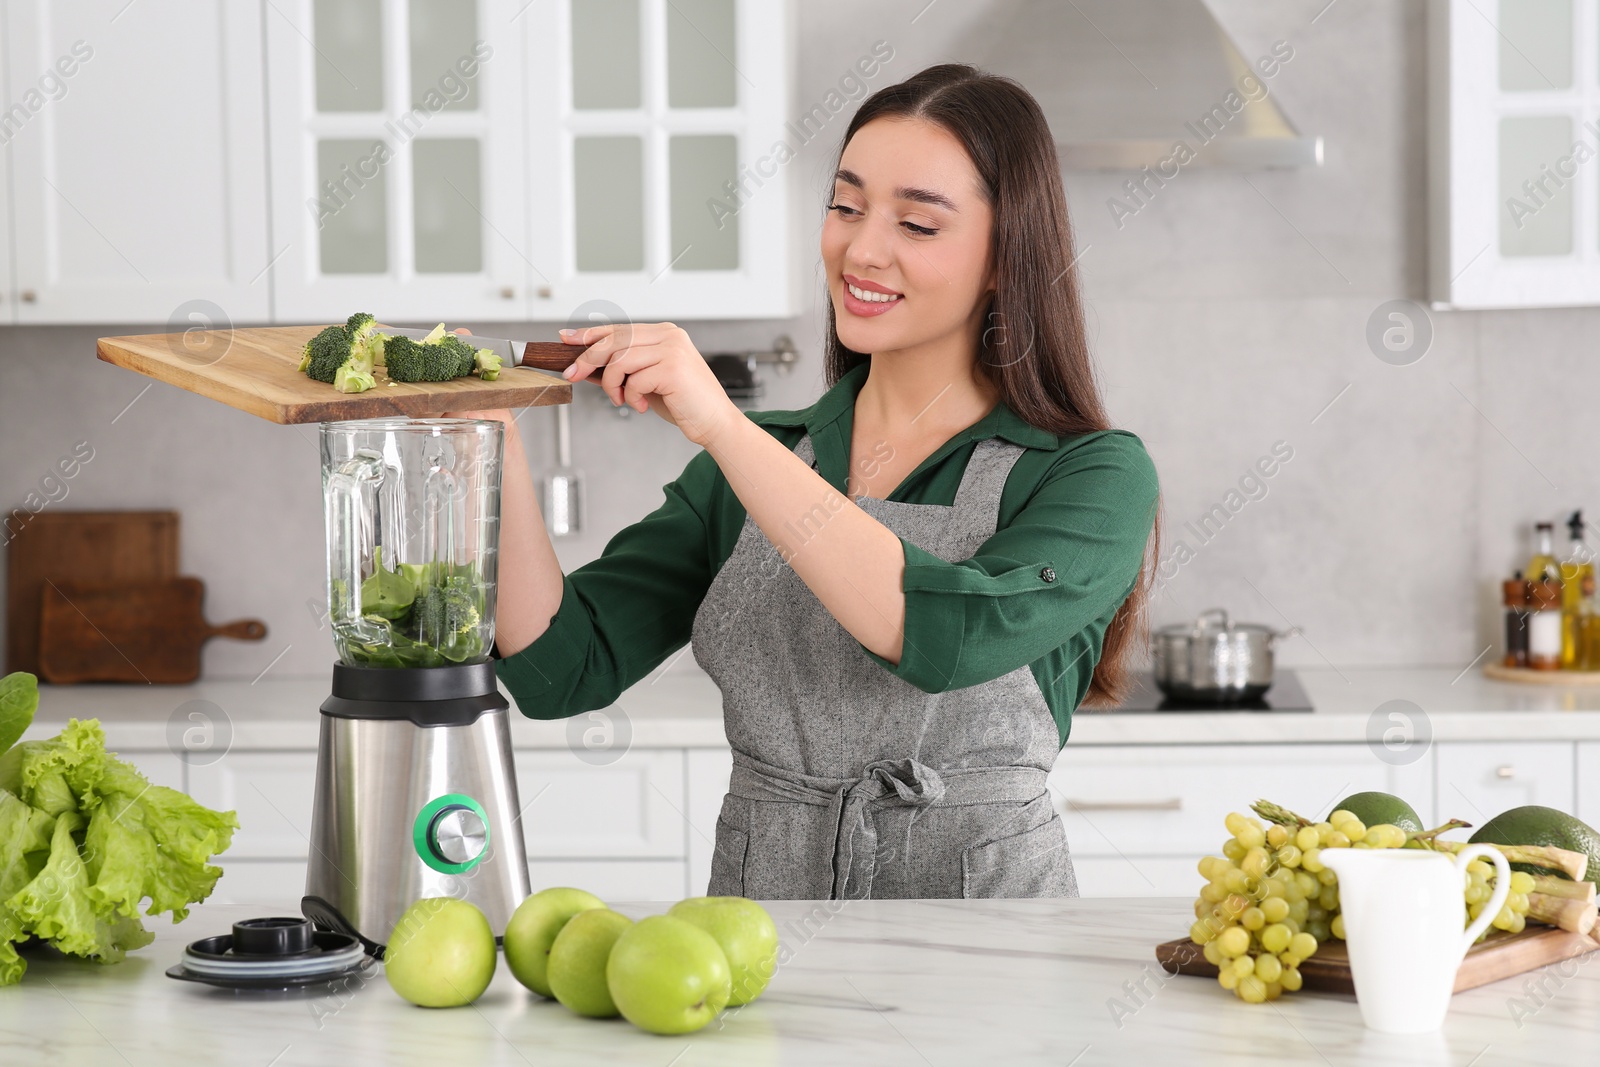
[499,286,516,299]
[1065,797,1183,812]
[1495,765,1515,779]
[21,290,36,303]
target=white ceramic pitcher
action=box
[1320,845,1510,1033]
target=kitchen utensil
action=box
[1318,846,1510,1033]
[166,917,376,990]
[5,510,179,674]
[1157,919,1593,997]
[36,576,265,684]
[541,403,583,536]
[96,325,580,424]
[304,418,529,952]
[1150,607,1300,703]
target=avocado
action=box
[1470,806,1600,889]
[1333,791,1424,834]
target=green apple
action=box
[384,897,496,1008]
[548,908,634,1017]
[667,896,778,1007]
[503,886,606,997]
[606,915,732,1035]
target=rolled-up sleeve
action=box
[863,431,1159,692]
[495,451,719,718]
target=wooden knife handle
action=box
[520,342,596,373]
[211,619,268,641]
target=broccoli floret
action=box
[435,334,477,377]
[474,347,502,381]
[383,335,465,382]
[346,312,385,370]
[301,316,378,392]
[413,578,483,662]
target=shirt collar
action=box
[767,361,1059,450]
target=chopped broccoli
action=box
[300,314,378,393]
[383,335,466,382]
[474,347,502,381]
[413,577,483,662]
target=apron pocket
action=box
[961,813,1077,899]
[708,819,749,897]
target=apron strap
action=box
[950,438,1027,515]
[728,750,1049,899]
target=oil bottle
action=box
[1561,511,1595,668]
[1528,521,1560,583]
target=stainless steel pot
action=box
[1151,608,1300,703]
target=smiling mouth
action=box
[844,279,903,303]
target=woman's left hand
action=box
[560,322,741,447]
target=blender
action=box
[302,418,530,953]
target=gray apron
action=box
[690,433,1077,900]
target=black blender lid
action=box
[166,916,375,990]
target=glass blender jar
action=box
[305,418,530,951]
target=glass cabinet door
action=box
[531,0,794,321]
[268,0,530,321]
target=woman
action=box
[466,64,1159,900]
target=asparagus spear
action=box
[1531,874,1597,903]
[1527,893,1598,935]
[1423,838,1589,882]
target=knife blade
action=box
[378,327,594,374]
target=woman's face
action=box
[822,116,995,359]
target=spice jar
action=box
[1503,574,1531,668]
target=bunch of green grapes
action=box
[1465,858,1536,941]
[1190,807,1535,1003]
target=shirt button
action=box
[1040,567,1056,583]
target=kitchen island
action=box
[0,898,1591,1066]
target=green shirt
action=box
[495,362,1159,746]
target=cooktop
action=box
[1099,669,1314,713]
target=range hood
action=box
[975,0,1323,170]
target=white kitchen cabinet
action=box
[207,861,309,908]
[528,0,797,322]
[685,746,733,896]
[0,1,11,327]
[1050,743,1435,861]
[513,747,687,859]
[1070,857,1200,899]
[264,0,533,322]
[4,0,271,324]
[527,859,686,901]
[187,752,319,860]
[1577,741,1600,825]
[1434,740,1574,821]
[1428,0,1600,308]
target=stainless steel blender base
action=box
[304,662,531,950]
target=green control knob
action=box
[413,794,491,874]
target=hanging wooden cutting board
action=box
[1155,924,1597,995]
[96,325,576,424]
[5,510,180,674]
[37,577,267,684]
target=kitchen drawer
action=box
[1435,741,1574,823]
[1071,856,1199,898]
[1049,744,1434,858]
[514,749,686,859]
[527,860,687,902]
[188,751,317,859]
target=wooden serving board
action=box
[1484,663,1600,686]
[96,325,574,424]
[5,510,180,674]
[37,577,266,684]
[1155,926,1599,995]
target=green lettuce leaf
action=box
[0,790,55,900]
[0,719,110,814]
[6,811,100,956]
[0,671,37,757]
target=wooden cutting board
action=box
[1155,926,1598,995]
[5,510,180,674]
[96,325,575,424]
[37,577,266,684]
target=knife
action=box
[379,326,595,374]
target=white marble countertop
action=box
[25,666,1600,751]
[0,898,1587,1066]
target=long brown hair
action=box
[823,63,1161,707]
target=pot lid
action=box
[1154,607,1278,636]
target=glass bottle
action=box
[1527,521,1560,583]
[1527,579,1564,670]
[1560,510,1594,668]
[1503,573,1531,669]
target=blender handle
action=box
[325,451,385,628]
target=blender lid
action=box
[166,916,375,990]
